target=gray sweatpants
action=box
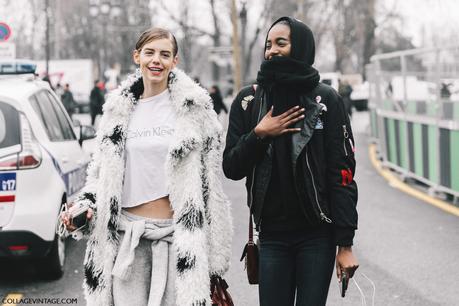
[112,209,176,306]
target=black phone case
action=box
[72,212,88,228]
[341,275,348,298]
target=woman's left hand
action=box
[336,246,359,281]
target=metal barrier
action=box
[368,46,459,199]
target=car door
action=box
[0,99,21,227]
[29,90,89,201]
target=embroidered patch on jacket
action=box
[241,95,254,111]
[314,118,324,129]
[315,95,327,113]
[341,168,353,186]
[319,102,327,113]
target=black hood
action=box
[264,16,316,65]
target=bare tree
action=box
[157,0,216,75]
[29,0,45,60]
[360,0,376,79]
[155,0,284,87]
[209,0,222,81]
[177,4,194,74]
[241,0,275,84]
[333,0,355,73]
[272,0,338,54]
[230,0,241,93]
[49,0,151,76]
[116,1,151,74]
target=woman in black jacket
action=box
[210,85,228,115]
[223,17,359,305]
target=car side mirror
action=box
[78,125,96,146]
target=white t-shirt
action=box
[121,89,176,208]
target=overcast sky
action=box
[385,0,459,46]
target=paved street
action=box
[1,111,458,305]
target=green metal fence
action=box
[368,46,459,198]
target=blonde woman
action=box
[62,27,232,306]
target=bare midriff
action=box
[122,196,173,219]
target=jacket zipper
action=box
[292,169,313,224]
[250,94,264,230]
[343,125,349,156]
[305,146,332,223]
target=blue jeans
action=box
[258,229,335,306]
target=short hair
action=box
[135,27,178,56]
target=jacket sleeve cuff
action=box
[246,129,271,147]
[334,227,355,247]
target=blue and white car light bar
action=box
[0,60,37,75]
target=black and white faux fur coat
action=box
[75,68,233,306]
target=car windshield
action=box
[0,101,21,153]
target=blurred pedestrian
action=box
[55,82,64,98]
[61,27,232,306]
[223,16,359,306]
[209,85,228,115]
[61,83,76,118]
[385,81,393,97]
[89,80,105,126]
[97,80,106,94]
[441,82,452,99]
[339,79,353,117]
[42,74,54,91]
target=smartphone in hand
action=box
[340,271,349,298]
[57,202,90,239]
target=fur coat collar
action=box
[78,68,233,306]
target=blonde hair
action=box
[135,27,178,56]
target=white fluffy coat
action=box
[76,68,233,306]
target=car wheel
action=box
[37,234,66,280]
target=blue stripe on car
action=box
[40,145,88,196]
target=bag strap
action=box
[248,214,254,244]
[248,84,260,243]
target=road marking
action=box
[2,293,23,306]
[368,144,459,217]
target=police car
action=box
[0,61,95,280]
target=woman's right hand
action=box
[254,105,305,138]
[60,206,94,232]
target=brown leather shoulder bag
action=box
[240,215,259,284]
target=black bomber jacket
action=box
[223,83,358,246]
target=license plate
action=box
[0,173,16,191]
